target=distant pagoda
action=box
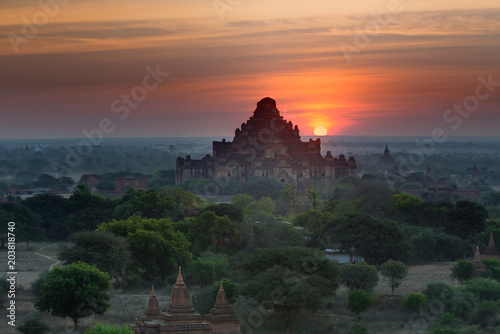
[378,145,395,166]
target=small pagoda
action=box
[481,232,500,260]
[132,267,240,334]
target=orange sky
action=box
[1,0,499,138]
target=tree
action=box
[292,209,332,232]
[339,261,379,292]
[402,293,426,312]
[316,213,411,265]
[450,260,475,284]
[445,200,488,241]
[186,252,229,287]
[23,194,70,240]
[380,260,408,295]
[34,262,112,328]
[238,177,283,200]
[243,247,339,321]
[16,313,49,334]
[99,216,192,280]
[185,211,241,255]
[348,289,374,319]
[58,231,131,286]
[306,187,322,210]
[0,203,45,247]
[387,194,421,224]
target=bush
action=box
[460,278,500,301]
[348,289,374,318]
[347,321,368,334]
[402,293,426,312]
[84,323,134,334]
[423,282,454,302]
[16,313,49,334]
[450,261,475,284]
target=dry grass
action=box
[1,242,457,333]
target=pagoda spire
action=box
[473,246,486,273]
[144,285,160,317]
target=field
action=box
[1,242,458,334]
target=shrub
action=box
[348,289,374,318]
[84,324,134,334]
[16,313,49,334]
[450,261,475,284]
[460,278,500,301]
[347,321,368,334]
[402,293,426,312]
[380,260,408,295]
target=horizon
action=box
[1,1,500,138]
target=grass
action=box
[0,242,458,334]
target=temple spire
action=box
[144,285,160,317]
[473,246,486,273]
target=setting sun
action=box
[313,126,328,136]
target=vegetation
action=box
[16,313,50,334]
[380,260,408,295]
[34,262,113,328]
[450,260,475,284]
[84,324,134,334]
[347,289,374,319]
[339,261,379,292]
[402,292,426,312]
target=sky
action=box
[0,0,499,138]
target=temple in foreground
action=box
[132,268,240,334]
[176,97,356,190]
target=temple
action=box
[378,145,394,166]
[131,267,240,334]
[176,97,356,190]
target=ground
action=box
[0,242,458,334]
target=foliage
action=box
[347,321,368,334]
[347,181,392,218]
[250,218,306,250]
[114,188,174,219]
[0,202,45,247]
[459,278,500,302]
[450,260,475,284]
[380,260,408,295]
[184,210,242,255]
[34,262,112,328]
[408,228,471,263]
[481,258,500,281]
[445,200,489,241]
[58,231,131,286]
[0,275,9,304]
[99,216,192,280]
[243,247,339,320]
[84,323,134,334]
[316,213,411,265]
[339,261,379,292]
[193,284,215,315]
[402,293,426,312]
[347,289,374,317]
[16,313,50,334]
[186,252,230,287]
[387,193,421,224]
[23,193,70,240]
[292,209,333,232]
[238,177,283,200]
[202,203,243,223]
[30,270,49,298]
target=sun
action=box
[313,125,328,136]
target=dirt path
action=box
[34,243,61,270]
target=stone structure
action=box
[176,98,356,190]
[378,145,394,166]
[481,232,500,260]
[115,177,147,192]
[132,268,240,334]
[473,246,487,274]
[79,174,105,189]
[468,164,483,179]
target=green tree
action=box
[58,231,131,286]
[23,193,70,240]
[34,262,112,328]
[380,260,408,295]
[16,313,49,334]
[186,252,229,287]
[244,247,339,321]
[0,203,45,247]
[339,261,379,292]
[292,209,332,232]
[99,216,192,280]
[316,213,410,265]
[445,200,488,241]
[348,289,374,319]
[185,211,241,255]
[212,278,240,304]
[306,187,322,210]
[450,260,475,284]
[387,193,421,224]
[238,177,282,200]
[402,293,426,312]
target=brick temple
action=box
[132,268,240,334]
[176,97,356,190]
